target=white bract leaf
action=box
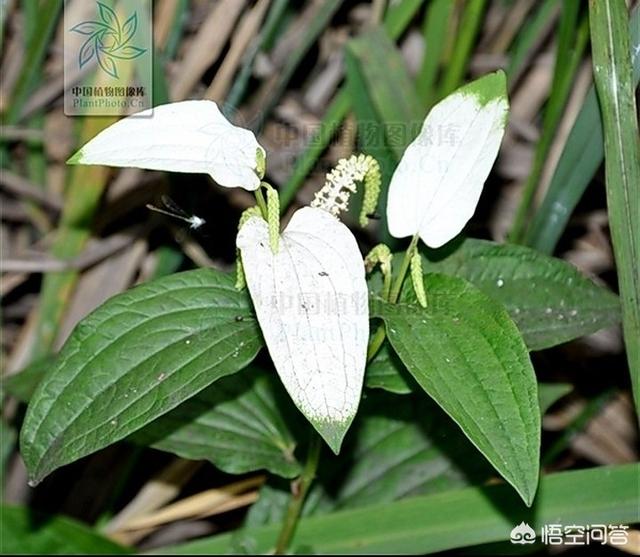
[387,71,509,248]
[68,100,265,190]
[237,207,368,453]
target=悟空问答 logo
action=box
[510,522,536,544]
[70,1,146,79]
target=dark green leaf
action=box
[20,268,262,484]
[345,26,423,160]
[0,505,131,554]
[314,391,492,511]
[344,37,397,240]
[132,367,301,478]
[364,342,413,394]
[367,353,571,419]
[2,358,51,403]
[422,239,620,350]
[1,420,16,486]
[538,383,572,414]
[373,274,540,505]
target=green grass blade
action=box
[589,0,640,416]
[1,505,132,554]
[32,6,159,359]
[509,3,590,242]
[343,25,422,242]
[416,0,455,107]
[0,0,61,127]
[437,0,488,99]
[506,0,557,86]
[383,0,424,38]
[162,0,189,59]
[525,5,640,253]
[157,463,640,555]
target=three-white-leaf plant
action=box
[68,70,511,457]
[68,101,378,453]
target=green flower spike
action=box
[410,250,427,308]
[263,183,280,253]
[364,244,393,300]
[358,155,381,227]
[235,206,262,289]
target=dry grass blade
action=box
[104,460,203,534]
[1,227,145,273]
[154,0,182,49]
[170,0,246,100]
[114,476,264,532]
[205,0,271,103]
[0,170,63,211]
[55,239,147,349]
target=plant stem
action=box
[274,434,322,554]
[368,234,420,361]
[255,187,268,219]
[367,324,387,362]
[388,234,419,304]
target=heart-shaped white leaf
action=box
[68,100,265,190]
[387,71,509,247]
[237,207,368,453]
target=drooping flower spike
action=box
[387,71,509,248]
[68,100,266,190]
[311,153,381,227]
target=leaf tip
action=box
[461,70,508,108]
[66,149,85,165]
[313,418,352,455]
[513,466,539,507]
